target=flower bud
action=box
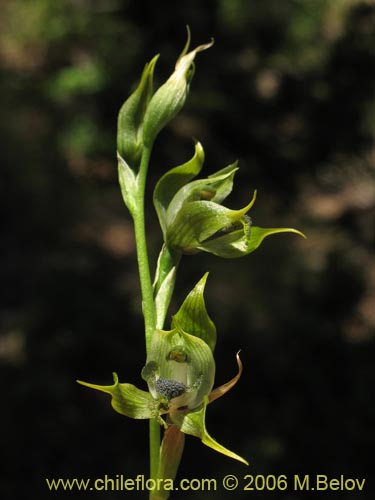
[142,29,213,147]
[117,54,159,169]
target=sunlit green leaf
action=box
[171,273,216,352]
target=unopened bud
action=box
[142,29,213,147]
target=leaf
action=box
[172,397,249,465]
[171,273,216,352]
[77,373,156,419]
[117,54,159,169]
[145,328,215,410]
[117,153,138,214]
[153,141,205,236]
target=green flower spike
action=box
[77,274,248,469]
[153,141,306,257]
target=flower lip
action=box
[155,378,187,400]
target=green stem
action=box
[133,146,157,348]
[132,145,160,484]
[132,146,183,497]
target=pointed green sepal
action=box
[247,226,307,251]
[77,373,156,419]
[171,273,216,352]
[198,224,306,257]
[153,141,205,237]
[117,54,159,169]
[172,396,249,465]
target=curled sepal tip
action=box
[208,351,243,404]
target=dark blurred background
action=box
[0,0,374,499]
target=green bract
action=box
[153,141,305,257]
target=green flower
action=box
[77,274,248,465]
[153,141,305,258]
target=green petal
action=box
[171,273,216,352]
[171,397,249,465]
[77,373,155,419]
[153,141,204,237]
[145,328,215,409]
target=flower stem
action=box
[133,146,157,348]
[132,145,160,483]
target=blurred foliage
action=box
[0,0,374,499]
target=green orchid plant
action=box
[78,28,305,500]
